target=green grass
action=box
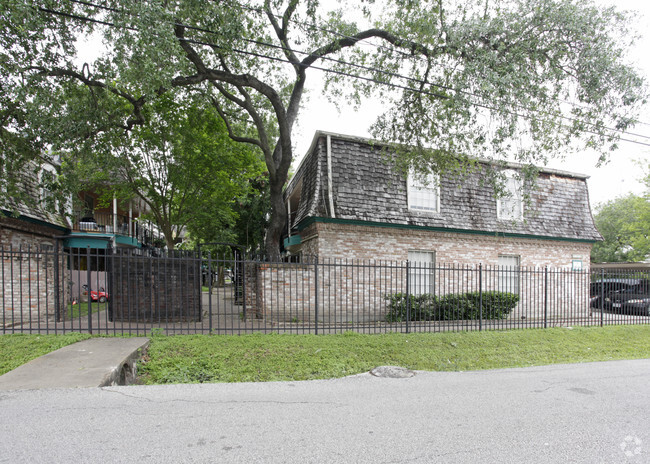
[137,325,650,384]
[0,333,92,376]
[67,302,104,319]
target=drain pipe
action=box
[326,135,336,219]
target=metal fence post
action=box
[86,246,92,334]
[544,266,548,329]
[478,264,483,331]
[405,260,410,334]
[208,251,213,334]
[314,256,319,335]
[53,241,60,325]
[600,268,604,327]
[242,256,247,320]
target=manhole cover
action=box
[369,366,416,378]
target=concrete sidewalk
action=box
[0,337,149,391]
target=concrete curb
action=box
[0,337,150,391]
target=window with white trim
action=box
[497,172,523,220]
[408,250,435,295]
[498,254,520,294]
[39,168,56,210]
[408,171,439,213]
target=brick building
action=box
[1,157,159,326]
[245,131,601,323]
[1,157,70,325]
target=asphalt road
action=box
[1,359,649,464]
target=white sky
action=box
[291,0,650,209]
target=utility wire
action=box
[65,0,650,141]
[35,2,650,147]
[222,0,650,130]
[59,0,650,139]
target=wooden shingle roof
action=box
[286,131,602,242]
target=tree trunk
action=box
[265,181,287,261]
[162,225,175,251]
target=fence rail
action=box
[2,246,649,335]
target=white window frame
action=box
[497,171,523,221]
[407,171,440,213]
[408,250,436,296]
[498,254,520,295]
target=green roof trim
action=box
[64,233,141,249]
[296,216,598,244]
[1,209,69,233]
[115,235,140,247]
[64,236,112,249]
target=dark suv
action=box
[590,279,650,315]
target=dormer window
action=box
[408,171,439,213]
[39,168,56,210]
[497,171,523,220]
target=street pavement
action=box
[0,359,648,463]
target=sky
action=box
[290,0,650,209]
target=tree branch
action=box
[31,66,146,131]
[264,0,301,71]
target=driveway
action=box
[0,359,648,463]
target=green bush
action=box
[384,291,519,322]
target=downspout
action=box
[326,135,336,219]
[287,198,291,237]
[112,194,118,247]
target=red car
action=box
[82,285,109,303]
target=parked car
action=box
[590,279,650,315]
[82,284,109,303]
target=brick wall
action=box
[244,222,594,324]
[309,222,593,269]
[1,216,64,325]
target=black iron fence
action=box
[1,245,649,335]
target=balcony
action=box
[71,211,162,247]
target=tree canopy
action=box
[66,95,266,250]
[1,0,646,257]
[591,168,650,263]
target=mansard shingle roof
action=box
[1,159,69,230]
[286,131,602,242]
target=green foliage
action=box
[384,291,519,322]
[591,173,650,263]
[61,94,266,249]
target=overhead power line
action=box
[33,1,650,148]
[58,0,650,138]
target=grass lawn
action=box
[137,325,650,384]
[2,326,649,384]
[0,333,92,376]
[67,302,104,319]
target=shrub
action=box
[468,291,520,319]
[384,293,437,322]
[384,291,519,322]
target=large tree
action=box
[67,95,266,250]
[1,0,646,257]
